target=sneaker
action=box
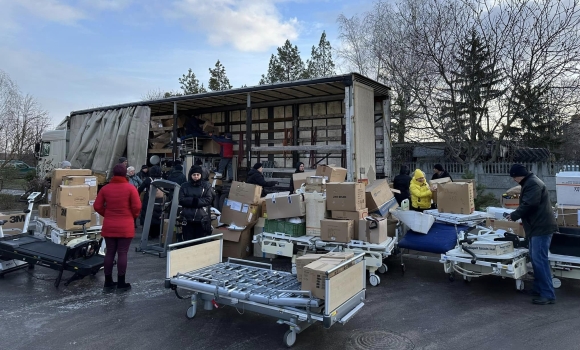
[532,297,556,305]
[214,172,223,179]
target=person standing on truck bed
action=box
[211,132,234,182]
[246,163,278,197]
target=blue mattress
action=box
[399,222,468,254]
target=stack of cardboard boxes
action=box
[47,169,99,230]
[555,172,580,228]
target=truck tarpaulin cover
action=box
[68,106,150,178]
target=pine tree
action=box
[259,40,306,84]
[306,31,336,78]
[208,60,232,91]
[179,68,207,95]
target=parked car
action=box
[0,160,36,178]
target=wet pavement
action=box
[1,232,580,350]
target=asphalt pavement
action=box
[1,232,580,350]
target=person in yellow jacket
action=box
[410,169,433,212]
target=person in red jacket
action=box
[93,164,142,293]
[211,133,235,182]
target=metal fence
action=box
[393,161,580,176]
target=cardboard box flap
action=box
[220,229,243,242]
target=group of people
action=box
[392,164,452,211]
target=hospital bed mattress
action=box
[399,222,469,254]
[551,227,580,257]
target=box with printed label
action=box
[305,192,328,236]
[0,212,27,232]
[229,181,262,205]
[265,193,305,220]
[320,219,353,243]
[315,165,347,183]
[331,208,369,221]
[556,172,580,205]
[326,182,366,211]
[466,241,514,256]
[556,205,580,228]
[56,205,92,230]
[437,182,475,214]
[501,196,520,209]
[50,169,92,204]
[56,185,90,207]
[303,258,348,299]
[63,176,98,200]
[357,218,389,244]
[220,199,259,227]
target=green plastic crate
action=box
[264,219,306,237]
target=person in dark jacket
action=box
[137,165,148,181]
[93,164,141,293]
[167,160,187,186]
[138,165,164,239]
[431,164,453,181]
[246,163,278,197]
[179,165,214,241]
[393,166,412,205]
[289,161,305,194]
[506,164,557,305]
[212,133,235,182]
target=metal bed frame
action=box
[165,234,366,348]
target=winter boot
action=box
[103,275,117,293]
[116,274,132,293]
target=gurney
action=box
[549,226,580,288]
[0,219,104,287]
[165,234,366,348]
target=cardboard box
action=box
[315,165,347,183]
[501,196,520,209]
[357,218,389,244]
[220,199,259,227]
[466,241,514,256]
[461,179,478,199]
[56,205,92,230]
[296,254,322,282]
[215,222,256,259]
[56,185,90,207]
[202,121,217,133]
[386,218,398,237]
[292,171,316,193]
[430,177,452,204]
[259,198,267,217]
[556,205,580,228]
[303,258,344,299]
[50,169,92,204]
[305,192,327,236]
[160,219,177,244]
[320,219,354,243]
[323,252,354,260]
[38,204,51,218]
[0,212,27,232]
[437,182,475,214]
[556,172,580,205]
[365,179,394,211]
[331,208,369,221]
[229,181,262,205]
[304,184,326,194]
[486,218,525,237]
[265,193,305,220]
[63,175,98,200]
[203,140,221,154]
[326,182,366,211]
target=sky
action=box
[0,0,374,126]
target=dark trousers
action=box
[104,237,132,276]
[182,221,208,242]
[529,234,556,300]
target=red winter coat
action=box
[93,176,142,238]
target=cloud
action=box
[80,0,134,11]
[16,0,86,24]
[168,0,300,52]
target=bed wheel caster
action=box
[448,274,455,282]
[378,263,388,274]
[369,274,381,286]
[283,329,297,348]
[516,279,524,291]
[552,277,561,289]
[186,305,197,319]
[463,276,472,283]
[401,264,406,274]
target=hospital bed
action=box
[165,234,366,348]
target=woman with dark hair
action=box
[93,164,141,293]
[289,161,305,194]
[393,166,412,205]
[138,165,164,239]
[179,165,214,241]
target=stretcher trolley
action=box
[549,254,580,289]
[165,234,367,348]
[253,232,320,274]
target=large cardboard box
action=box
[323,251,354,260]
[203,140,221,154]
[220,199,260,227]
[501,196,520,209]
[292,171,316,193]
[331,208,369,221]
[56,185,90,207]
[556,205,580,228]
[326,182,366,211]
[357,218,389,244]
[63,175,98,200]
[215,222,256,259]
[315,165,347,183]
[467,241,514,256]
[365,179,395,213]
[430,177,452,204]
[486,218,525,237]
[304,192,327,236]
[50,169,92,204]
[38,204,51,218]
[556,172,580,205]
[320,219,354,243]
[265,193,305,220]
[437,182,475,214]
[56,205,92,230]
[303,258,344,299]
[229,181,262,205]
[0,212,27,232]
[296,254,322,282]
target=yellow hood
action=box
[412,169,426,184]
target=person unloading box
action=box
[210,133,235,182]
[410,169,433,212]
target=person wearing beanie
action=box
[393,165,412,205]
[432,163,452,181]
[93,163,141,293]
[137,165,149,181]
[194,158,210,182]
[137,165,164,239]
[409,169,432,212]
[246,162,278,197]
[119,157,128,167]
[60,160,71,169]
[289,161,305,194]
[506,164,557,305]
[179,164,214,241]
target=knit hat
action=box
[141,165,148,170]
[119,157,127,163]
[174,159,182,166]
[510,164,529,178]
[434,164,444,171]
[253,162,263,170]
[190,165,203,175]
[61,160,71,168]
[113,164,126,177]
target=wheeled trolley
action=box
[549,253,580,289]
[253,232,320,274]
[165,234,366,348]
